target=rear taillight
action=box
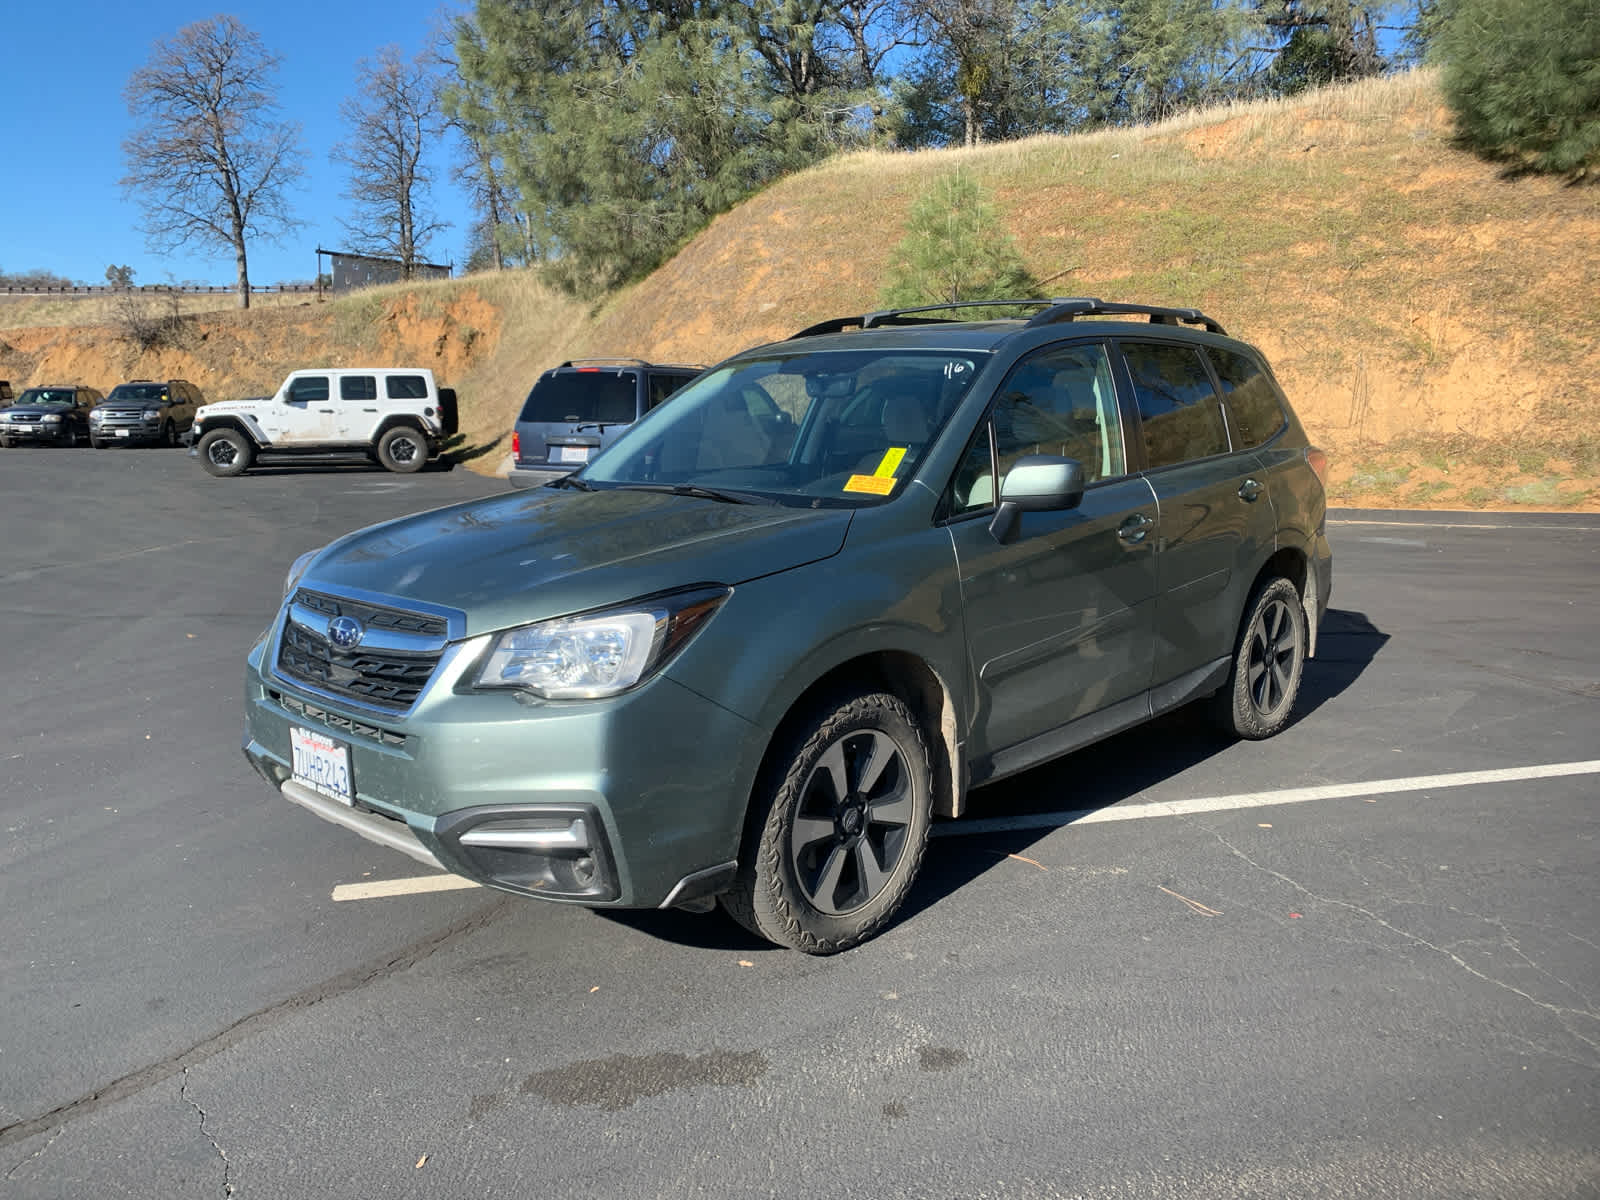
[1306,446,1329,487]
[512,430,521,458]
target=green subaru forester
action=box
[244,299,1332,953]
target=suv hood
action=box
[302,487,852,636]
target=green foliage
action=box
[105,264,136,289]
[1435,0,1600,176]
[879,173,1039,311]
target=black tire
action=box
[1210,576,1308,740]
[197,428,254,478]
[161,420,176,448]
[376,425,428,474]
[0,436,10,448]
[92,438,108,449]
[722,691,933,954]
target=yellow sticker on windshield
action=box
[844,474,896,495]
[874,446,907,478]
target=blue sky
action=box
[0,1,474,288]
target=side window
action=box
[385,374,428,400]
[340,375,377,402]
[647,373,686,410]
[288,376,329,403]
[1121,342,1229,469]
[1205,347,1286,450]
[946,343,1124,514]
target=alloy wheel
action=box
[788,728,915,916]
[1245,597,1301,717]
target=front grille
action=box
[7,413,41,423]
[292,588,449,638]
[277,623,439,710]
[269,690,408,746]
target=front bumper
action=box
[243,618,757,909]
[92,417,165,444]
[1,423,70,443]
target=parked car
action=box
[242,298,1332,953]
[0,384,104,447]
[508,359,702,487]
[90,378,204,447]
[189,368,458,476]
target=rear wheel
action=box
[722,691,933,954]
[1211,576,1307,740]
[197,428,254,478]
[377,425,428,473]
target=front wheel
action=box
[197,428,254,478]
[376,425,428,474]
[161,420,177,448]
[722,691,933,954]
[1210,576,1308,740]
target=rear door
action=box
[946,340,1161,775]
[517,369,639,469]
[1118,339,1277,691]
[333,373,379,442]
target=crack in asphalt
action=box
[0,897,512,1151]
[4,1124,63,1182]
[181,1068,234,1198]
[1209,830,1600,1062]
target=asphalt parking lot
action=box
[1,447,1596,1198]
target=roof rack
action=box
[790,297,1225,339]
[555,358,705,371]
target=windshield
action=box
[18,389,74,406]
[578,348,989,506]
[519,371,637,425]
[108,384,168,402]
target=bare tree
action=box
[121,16,304,309]
[332,45,447,277]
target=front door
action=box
[257,375,338,445]
[945,341,1161,771]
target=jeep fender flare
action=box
[372,414,436,449]
[195,414,269,448]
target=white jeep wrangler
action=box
[189,367,458,477]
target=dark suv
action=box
[0,385,105,446]
[91,378,203,447]
[508,359,701,486]
[244,298,1331,953]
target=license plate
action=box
[115,429,130,438]
[553,445,590,464]
[290,726,353,805]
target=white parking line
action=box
[332,760,1600,900]
[937,759,1600,837]
[332,874,482,901]
[1329,518,1600,532]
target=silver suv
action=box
[508,359,701,486]
[243,299,1332,953]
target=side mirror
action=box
[988,454,1085,544]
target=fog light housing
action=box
[434,805,618,901]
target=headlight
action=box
[42,413,62,423]
[474,587,730,700]
[282,549,319,599]
[143,408,162,419]
[89,410,103,422]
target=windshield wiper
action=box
[549,474,596,491]
[613,483,761,505]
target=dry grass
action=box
[0,289,312,330]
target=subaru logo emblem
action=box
[327,615,365,649]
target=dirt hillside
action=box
[4,69,1596,509]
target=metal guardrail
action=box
[0,284,320,296]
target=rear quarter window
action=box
[385,374,428,400]
[1205,347,1286,449]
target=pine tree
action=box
[879,172,1038,312]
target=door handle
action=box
[363,407,378,412]
[318,408,334,413]
[1238,478,1263,502]
[1118,513,1155,544]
